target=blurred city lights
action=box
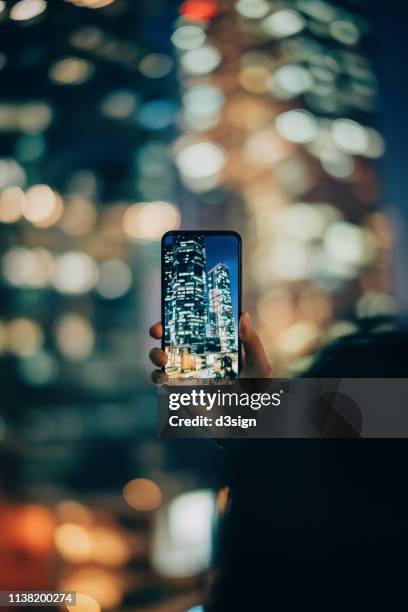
[0,186,25,223]
[52,252,99,295]
[183,83,224,131]
[59,196,97,236]
[56,314,95,361]
[55,500,93,526]
[235,0,269,19]
[183,83,224,115]
[123,478,162,511]
[65,593,101,612]
[123,201,180,241]
[151,490,215,578]
[18,348,58,385]
[176,141,226,191]
[324,222,373,267]
[277,321,320,355]
[70,26,104,50]
[357,292,398,318]
[239,62,270,94]
[262,9,305,38]
[271,239,312,280]
[15,133,46,162]
[90,526,131,567]
[138,98,178,130]
[7,319,44,357]
[100,90,138,120]
[270,64,313,99]
[2,246,54,288]
[181,45,221,75]
[179,0,218,21]
[297,0,337,22]
[19,102,53,132]
[10,0,47,21]
[276,109,318,143]
[364,128,385,158]
[67,0,115,8]
[331,118,368,154]
[0,158,26,188]
[320,146,354,178]
[62,569,122,609]
[139,54,174,79]
[282,203,326,242]
[55,523,92,563]
[329,20,360,46]
[244,127,291,167]
[23,184,63,227]
[49,57,94,86]
[97,260,132,299]
[171,25,206,50]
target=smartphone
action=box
[162,230,242,381]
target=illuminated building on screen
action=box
[164,236,236,363]
[208,264,236,353]
[167,235,207,354]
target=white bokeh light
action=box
[181,46,221,75]
[276,109,318,143]
[171,25,206,50]
[262,9,305,38]
[53,252,99,295]
[331,119,368,154]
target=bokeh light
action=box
[139,54,174,79]
[179,0,218,21]
[52,252,99,295]
[55,523,92,563]
[96,260,132,299]
[0,186,25,223]
[49,57,94,86]
[181,46,221,75]
[123,201,180,240]
[65,593,101,612]
[7,319,44,357]
[123,478,162,511]
[23,184,63,227]
[176,141,227,191]
[171,25,206,50]
[10,0,47,21]
[262,9,305,38]
[276,109,318,143]
[56,314,95,361]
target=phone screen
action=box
[162,231,241,381]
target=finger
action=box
[151,369,168,385]
[149,347,167,367]
[239,312,271,378]
[149,322,163,339]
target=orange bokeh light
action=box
[180,0,218,21]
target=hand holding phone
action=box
[161,231,241,381]
[149,312,271,383]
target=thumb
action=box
[239,312,271,378]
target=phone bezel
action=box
[161,230,242,377]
